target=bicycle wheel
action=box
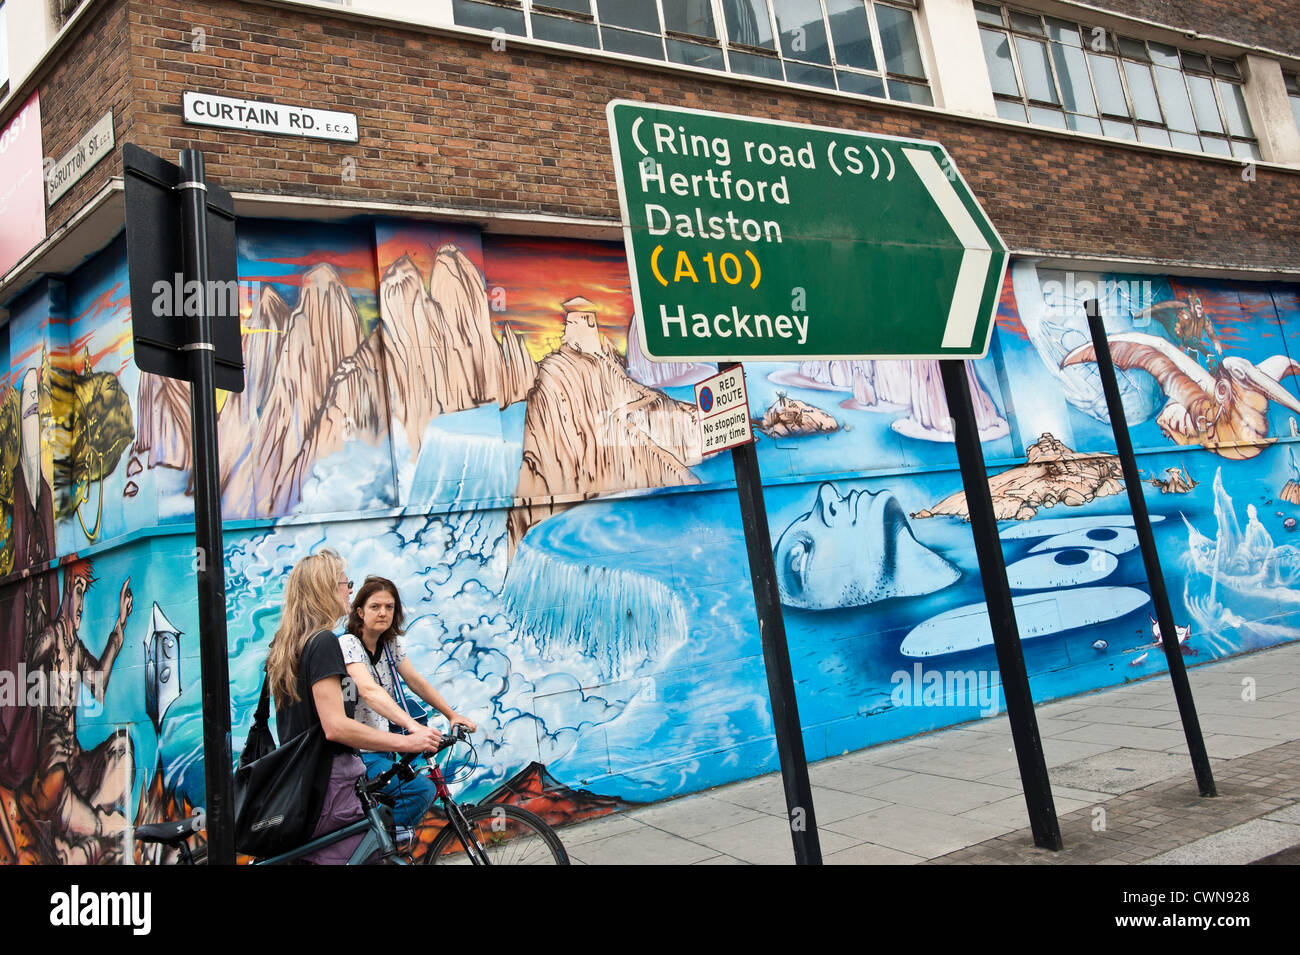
[424,804,569,865]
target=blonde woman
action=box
[265,550,440,864]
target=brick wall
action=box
[19,0,1300,275]
[1095,1,1300,58]
[38,0,134,232]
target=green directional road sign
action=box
[607,100,1009,362]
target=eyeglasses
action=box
[339,579,354,589]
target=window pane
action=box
[981,29,1019,96]
[722,0,775,49]
[773,0,831,65]
[452,0,526,34]
[1015,37,1059,104]
[1169,130,1201,151]
[666,37,724,67]
[974,3,1003,27]
[730,49,783,78]
[1123,61,1162,123]
[1147,42,1179,69]
[1217,80,1253,137]
[1009,12,1043,34]
[602,26,664,58]
[533,13,599,46]
[837,69,887,96]
[1136,125,1171,146]
[537,0,590,13]
[1180,51,1210,73]
[1285,73,1300,95]
[1028,105,1067,128]
[1087,54,1130,116]
[664,0,716,38]
[1231,140,1261,159]
[1211,58,1241,79]
[996,99,1027,122]
[1292,97,1300,133]
[597,0,658,31]
[785,61,836,88]
[1045,18,1079,46]
[1116,37,1148,61]
[1067,113,1102,134]
[875,3,925,77]
[1051,43,1097,115]
[1154,66,1196,131]
[1199,135,1231,156]
[1187,74,1224,133]
[888,78,933,105]
[825,0,877,71]
[1101,119,1136,139]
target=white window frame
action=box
[448,0,931,105]
[975,2,1260,158]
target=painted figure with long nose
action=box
[1062,333,1300,460]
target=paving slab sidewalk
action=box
[558,640,1300,865]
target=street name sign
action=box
[607,100,1009,362]
[695,365,754,456]
[183,92,359,143]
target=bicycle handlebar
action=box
[365,725,469,793]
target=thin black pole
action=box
[940,360,1062,850]
[179,150,236,863]
[1083,302,1216,796]
[722,362,822,864]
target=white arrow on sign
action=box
[902,148,993,351]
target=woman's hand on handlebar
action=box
[449,713,477,734]
[395,726,443,754]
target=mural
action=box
[3,215,1300,863]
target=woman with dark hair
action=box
[267,553,440,863]
[340,576,477,829]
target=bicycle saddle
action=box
[135,816,204,845]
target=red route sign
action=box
[694,365,754,456]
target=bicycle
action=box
[135,727,568,865]
[401,727,568,865]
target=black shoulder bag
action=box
[233,653,333,858]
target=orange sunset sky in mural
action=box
[484,235,635,360]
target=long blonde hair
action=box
[266,549,346,708]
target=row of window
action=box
[1289,71,1300,133]
[977,2,1260,159]
[452,0,933,104]
[450,0,1300,161]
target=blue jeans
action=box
[360,751,437,829]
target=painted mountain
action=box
[507,308,702,555]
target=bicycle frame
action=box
[409,758,494,864]
[255,791,406,865]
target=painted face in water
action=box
[773,482,959,610]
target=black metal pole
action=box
[179,150,236,863]
[722,362,822,864]
[1083,302,1216,796]
[940,360,1062,850]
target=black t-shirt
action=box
[275,630,356,756]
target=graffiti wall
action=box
[3,216,1300,861]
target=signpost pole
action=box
[723,362,822,865]
[178,149,236,864]
[1083,302,1216,797]
[940,360,1062,850]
